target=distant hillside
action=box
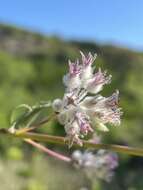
[0,23,141,56]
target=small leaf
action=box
[9,102,51,131]
[10,104,32,126]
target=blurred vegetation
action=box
[0,23,143,190]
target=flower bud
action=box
[52,99,63,112]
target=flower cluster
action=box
[52,52,122,147]
[72,149,118,182]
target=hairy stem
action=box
[0,129,143,157]
[13,132,143,157]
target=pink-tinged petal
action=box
[80,52,97,82]
[86,69,112,94]
[64,121,83,147]
[100,108,122,126]
[76,112,93,135]
[80,51,97,67]
[105,90,119,108]
[63,60,81,91]
[69,60,81,77]
[63,73,81,91]
[92,69,111,86]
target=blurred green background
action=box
[0,24,143,190]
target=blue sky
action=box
[0,0,143,50]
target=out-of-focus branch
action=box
[24,139,71,162]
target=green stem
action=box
[12,131,143,157]
[0,129,143,157]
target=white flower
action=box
[52,52,122,146]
